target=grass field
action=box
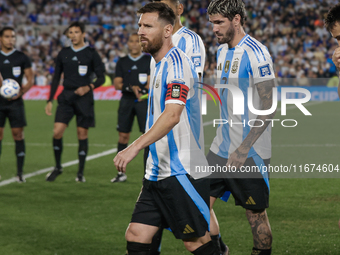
[0,100,339,255]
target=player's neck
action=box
[72,41,85,50]
[1,47,14,54]
[172,19,183,35]
[153,41,174,63]
[130,52,142,58]
[228,28,246,49]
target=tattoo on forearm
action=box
[246,210,272,249]
[241,80,276,149]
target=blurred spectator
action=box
[1,0,339,86]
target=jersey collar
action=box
[238,34,249,47]
[128,53,144,62]
[1,49,16,56]
[71,45,88,52]
[174,26,186,36]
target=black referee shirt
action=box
[0,49,31,104]
[115,54,151,99]
[0,49,31,86]
[49,45,105,101]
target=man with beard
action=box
[149,1,207,254]
[324,3,340,230]
[110,33,151,183]
[114,3,219,255]
[0,27,34,183]
[207,0,276,254]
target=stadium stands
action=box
[0,0,339,86]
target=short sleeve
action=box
[249,49,276,85]
[165,56,192,106]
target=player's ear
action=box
[177,3,184,16]
[233,14,241,27]
[164,24,173,38]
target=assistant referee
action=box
[111,33,150,183]
[0,26,34,183]
[45,21,105,182]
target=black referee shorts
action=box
[207,150,270,210]
[117,97,147,133]
[55,90,95,128]
[0,98,27,128]
[131,175,210,240]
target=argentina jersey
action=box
[210,34,276,160]
[172,26,206,75]
[145,47,209,181]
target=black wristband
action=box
[87,84,93,90]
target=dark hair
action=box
[325,3,340,32]
[129,33,139,39]
[68,21,85,33]
[0,26,15,37]
[207,0,247,26]
[152,0,180,6]
[137,2,176,26]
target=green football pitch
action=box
[0,100,339,254]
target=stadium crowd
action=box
[0,0,339,86]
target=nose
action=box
[212,25,219,33]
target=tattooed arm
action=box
[226,79,276,169]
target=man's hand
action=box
[226,147,249,170]
[74,85,91,96]
[45,101,53,116]
[10,90,23,101]
[10,84,31,100]
[132,85,142,101]
[332,47,340,71]
[113,144,140,173]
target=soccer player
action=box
[207,0,276,254]
[149,1,207,254]
[111,33,151,183]
[152,0,206,78]
[324,2,340,230]
[45,21,105,182]
[0,27,34,183]
[114,3,219,255]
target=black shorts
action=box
[55,90,95,128]
[0,98,26,128]
[117,97,147,133]
[207,150,270,210]
[131,175,210,240]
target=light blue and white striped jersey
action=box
[172,26,206,75]
[210,34,276,160]
[145,47,208,181]
[150,26,206,77]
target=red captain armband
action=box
[165,83,188,104]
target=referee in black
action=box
[111,33,151,183]
[45,22,105,182]
[0,26,34,183]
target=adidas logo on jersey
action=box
[17,152,25,157]
[183,224,195,234]
[53,146,60,151]
[131,65,138,70]
[245,196,256,205]
[79,151,86,156]
[72,56,78,61]
[3,59,10,64]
